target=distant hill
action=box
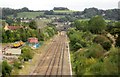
[1,7,120,20]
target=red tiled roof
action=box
[28,37,38,43]
[7,26,23,30]
[28,37,38,40]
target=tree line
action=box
[2,7,120,20]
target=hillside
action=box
[54,10,77,14]
[10,12,44,18]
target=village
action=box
[2,17,47,69]
[1,9,72,75]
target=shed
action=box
[28,37,38,43]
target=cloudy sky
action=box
[0,0,120,11]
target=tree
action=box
[116,35,120,47]
[74,20,88,31]
[83,8,100,18]
[68,30,87,51]
[2,61,12,77]
[88,16,106,34]
[29,20,37,29]
[21,46,33,61]
[44,10,54,15]
[6,18,14,25]
[13,12,17,18]
[21,7,29,12]
[2,30,8,43]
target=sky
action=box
[0,0,120,11]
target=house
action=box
[3,48,21,60]
[4,25,23,31]
[28,37,38,43]
[4,48,21,55]
[21,19,31,23]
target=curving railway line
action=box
[30,31,72,76]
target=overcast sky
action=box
[0,0,120,11]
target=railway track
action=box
[31,35,60,75]
[30,31,71,76]
[46,36,65,76]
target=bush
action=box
[101,41,112,51]
[89,62,104,75]
[93,35,112,51]
[21,46,33,61]
[2,61,12,77]
[103,48,119,75]
[69,31,88,51]
[29,20,37,29]
[84,44,105,58]
[116,35,120,47]
[13,60,22,69]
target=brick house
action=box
[4,25,23,31]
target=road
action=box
[30,31,72,76]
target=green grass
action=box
[10,12,44,18]
[78,19,113,22]
[78,19,90,21]
[105,20,112,22]
[54,10,76,13]
[53,10,77,14]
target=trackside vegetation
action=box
[67,15,120,75]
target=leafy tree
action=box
[13,12,17,18]
[44,10,54,15]
[2,61,12,77]
[21,7,29,12]
[83,8,100,18]
[29,20,37,29]
[74,20,88,31]
[2,30,8,43]
[13,60,22,69]
[6,18,14,25]
[21,46,33,61]
[88,16,106,34]
[68,30,88,51]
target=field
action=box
[8,10,78,18]
[78,19,114,23]
[54,10,78,14]
[54,10,77,13]
[10,12,44,18]
[78,19,90,21]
